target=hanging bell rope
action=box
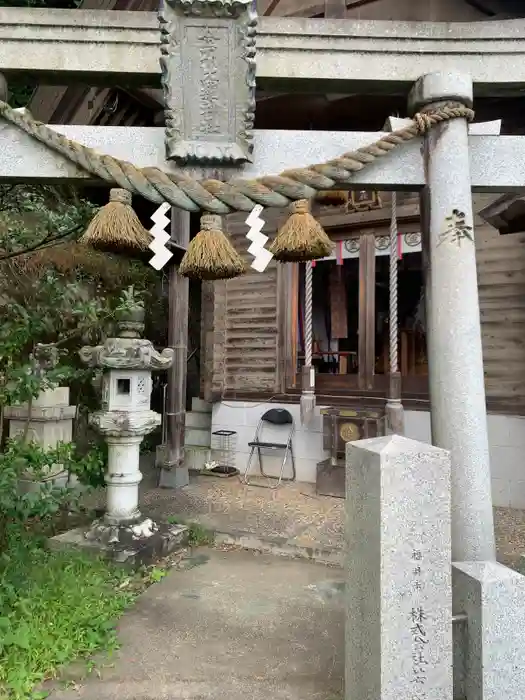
[80,188,151,255]
[269,199,334,263]
[385,191,405,435]
[179,214,246,281]
[300,260,316,425]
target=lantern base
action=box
[49,516,189,568]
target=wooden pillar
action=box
[358,233,376,391]
[158,208,190,489]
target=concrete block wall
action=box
[212,400,525,508]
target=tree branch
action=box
[0,223,83,262]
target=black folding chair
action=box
[242,408,296,489]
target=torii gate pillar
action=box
[409,72,496,562]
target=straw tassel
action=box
[179,214,246,281]
[269,199,334,263]
[80,188,151,255]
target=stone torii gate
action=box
[3,3,525,567]
[2,3,525,698]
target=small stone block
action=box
[49,521,188,568]
[452,560,525,700]
[158,466,189,489]
[408,71,473,114]
[345,435,452,700]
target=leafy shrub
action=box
[0,438,106,550]
[0,538,137,700]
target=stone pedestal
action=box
[4,387,77,488]
[86,405,163,528]
[105,435,143,522]
[5,387,76,447]
[452,561,525,700]
[345,435,452,700]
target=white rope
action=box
[300,260,315,425]
[389,192,398,374]
[304,261,313,367]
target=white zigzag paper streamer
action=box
[149,202,173,270]
[245,204,273,273]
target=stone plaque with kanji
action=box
[159,0,257,165]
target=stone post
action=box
[408,72,496,562]
[452,561,525,700]
[346,435,452,700]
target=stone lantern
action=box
[77,289,184,560]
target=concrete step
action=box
[185,411,212,430]
[185,445,211,471]
[191,397,212,414]
[185,426,212,448]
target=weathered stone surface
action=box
[4,9,525,95]
[89,410,161,438]
[411,71,495,562]
[79,337,173,371]
[345,435,452,700]
[453,561,525,700]
[2,120,525,192]
[159,0,256,165]
[50,520,189,567]
[5,387,76,482]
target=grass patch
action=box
[0,536,141,700]
[166,517,214,547]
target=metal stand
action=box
[203,429,239,478]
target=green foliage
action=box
[0,185,164,417]
[0,537,138,700]
[68,441,107,489]
[166,516,214,547]
[144,565,168,584]
[0,186,110,411]
[0,185,96,257]
[115,285,145,314]
[0,435,132,700]
[0,438,108,550]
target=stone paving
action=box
[46,548,345,700]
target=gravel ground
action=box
[86,461,525,570]
[494,506,525,570]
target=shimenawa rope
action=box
[0,101,474,215]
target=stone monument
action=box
[346,435,452,700]
[52,290,187,564]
